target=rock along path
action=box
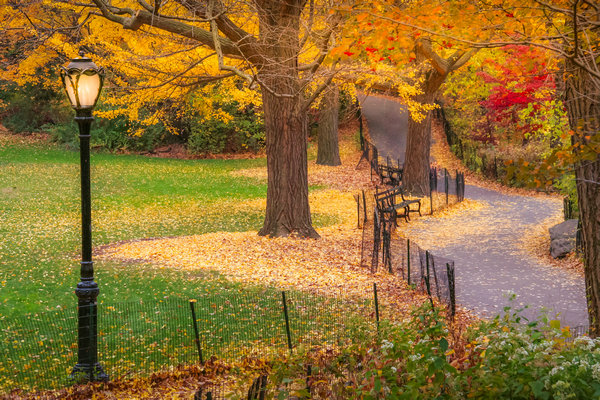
[360,94,588,329]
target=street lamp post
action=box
[60,51,108,382]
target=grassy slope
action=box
[0,134,374,391]
[0,140,275,315]
[0,137,347,314]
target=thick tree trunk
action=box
[403,71,446,195]
[316,85,341,166]
[256,0,318,238]
[564,60,600,336]
[403,102,432,195]
[259,88,318,238]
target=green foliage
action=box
[519,100,569,152]
[1,81,264,154]
[456,302,600,400]
[263,302,600,399]
[42,103,170,152]
[0,80,71,132]
[187,102,265,154]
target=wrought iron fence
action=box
[437,106,509,182]
[0,288,377,394]
[356,190,456,319]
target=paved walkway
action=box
[360,94,588,328]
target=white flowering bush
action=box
[264,303,600,399]
[456,305,600,399]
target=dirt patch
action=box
[0,129,52,147]
[135,142,266,160]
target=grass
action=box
[0,135,373,392]
[0,139,340,315]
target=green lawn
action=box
[0,138,373,392]
[0,139,340,315]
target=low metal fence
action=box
[356,192,456,319]
[0,288,378,394]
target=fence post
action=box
[385,222,392,274]
[373,283,380,332]
[373,147,379,182]
[355,194,360,228]
[362,190,367,224]
[429,168,434,215]
[446,263,456,319]
[455,170,459,203]
[369,143,373,180]
[444,169,449,206]
[372,207,380,273]
[281,291,293,352]
[306,364,312,397]
[189,300,204,364]
[407,239,411,285]
[425,251,434,310]
[576,219,583,254]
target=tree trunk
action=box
[564,60,600,336]
[316,85,341,166]
[259,88,318,238]
[256,0,319,238]
[403,71,446,195]
[403,101,432,195]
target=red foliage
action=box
[477,45,555,143]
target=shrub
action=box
[0,80,71,133]
[43,110,168,152]
[187,103,264,154]
[264,303,600,399]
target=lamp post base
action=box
[69,363,109,383]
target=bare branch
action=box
[208,0,254,84]
[90,0,243,58]
[302,61,339,112]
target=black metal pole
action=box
[429,168,434,215]
[455,170,459,204]
[446,263,456,319]
[356,194,360,228]
[425,251,434,311]
[282,291,293,351]
[70,109,107,382]
[189,300,204,364]
[444,169,449,206]
[407,239,411,286]
[362,190,367,224]
[373,283,380,331]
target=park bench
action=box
[374,185,421,224]
[375,189,410,224]
[378,157,403,186]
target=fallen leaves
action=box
[0,130,51,149]
[396,198,489,248]
[518,214,584,276]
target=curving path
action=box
[360,94,588,329]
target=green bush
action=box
[0,80,71,132]
[187,103,264,154]
[264,303,600,399]
[43,113,167,152]
[91,111,167,152]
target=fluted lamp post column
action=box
[60,51,108,382]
